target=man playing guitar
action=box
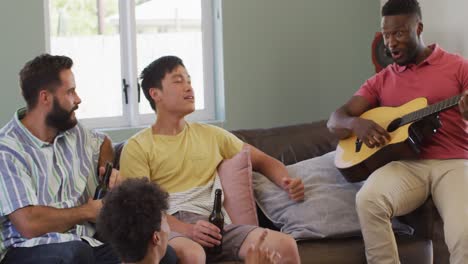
[327,0,468,263]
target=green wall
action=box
[222,0,379,130]
[0,1,46,124]
[0,0,379,141]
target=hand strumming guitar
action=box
[350,117,391,148]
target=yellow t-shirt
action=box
[119,122,243,219]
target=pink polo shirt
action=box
[355,44,468,160]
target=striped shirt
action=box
[0,109,105,261]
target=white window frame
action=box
[44,0,223,129]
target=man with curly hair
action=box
[97,178,173,264]
[98,178,280,264]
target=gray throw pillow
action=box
[253,151,414,240]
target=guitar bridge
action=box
[355,139,363,152]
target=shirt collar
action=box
[393,43,442,73]
[14,108,67,148]
[423,44,443,65]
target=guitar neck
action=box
[401,94,462,125]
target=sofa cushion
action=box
[253,151,414,240]
[218,146,258,226]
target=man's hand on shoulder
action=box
[282,177,305,201]
[459,90,468,120]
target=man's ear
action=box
[149,87,162,103]
[416,21,423,36]
[38,89,53,107]
[152,231,160,245]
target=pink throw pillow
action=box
[218,146,258,226]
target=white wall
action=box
[419,0,468,57]
[379,0,468,57]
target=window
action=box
[45,0,223,129]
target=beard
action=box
[45,97,78,132]
[396,46,419,66]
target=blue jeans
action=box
[1,241,177,264]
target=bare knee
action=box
[260,231,300,264]
[169,237,205,264]
[240,228,300,264]
[275,234,300,264]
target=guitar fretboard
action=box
[400,94,462,126]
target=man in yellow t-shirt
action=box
[120,56,304,264]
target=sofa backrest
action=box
[231,120,338,165]
[113,120,338,168]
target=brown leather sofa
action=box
[229,120,450,264]
[113,120,449,264]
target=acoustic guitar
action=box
[335,93,462,182]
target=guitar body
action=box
[335,97,440,182]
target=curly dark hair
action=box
[140,56,185,111]
[19,54,73,109]
[382,0,422,20]
[97,178,169,262]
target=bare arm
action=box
[327,96,390,148]
[8,199,102,239]
[327,96,372,139]
[249,144,304,201]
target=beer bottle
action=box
[207,188,224,254]
[93,162,113,200]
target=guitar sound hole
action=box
[387,118,402,132]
